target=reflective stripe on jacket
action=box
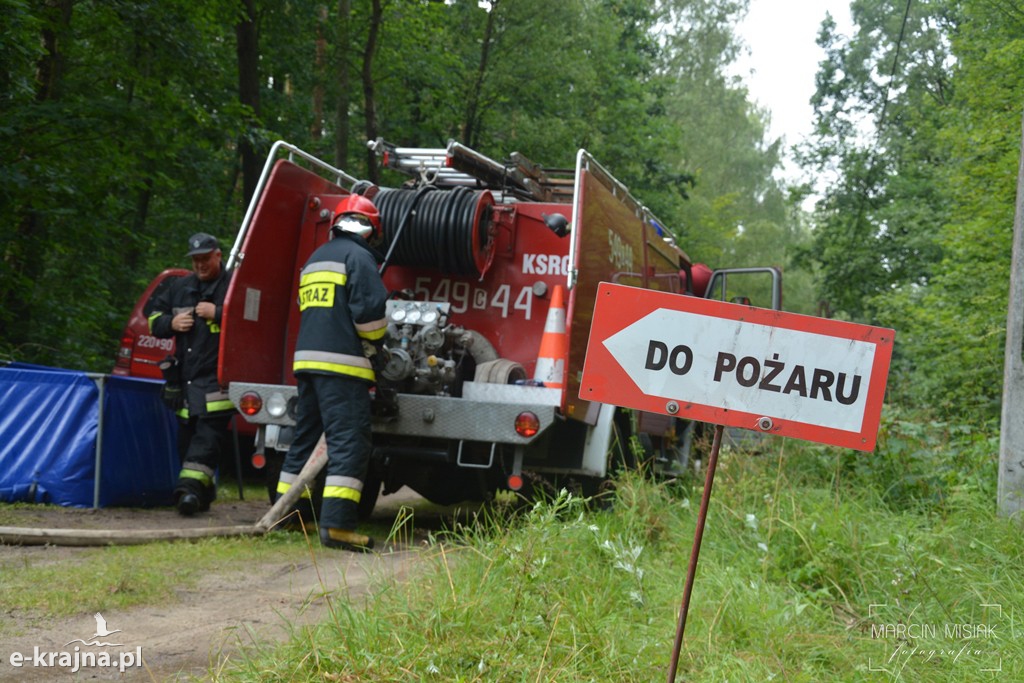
[293,232,388,381]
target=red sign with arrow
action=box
[579,282,894,451]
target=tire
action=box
[358,468,382,520]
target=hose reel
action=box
[375,187,496,278]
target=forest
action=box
[1,0,1021,431]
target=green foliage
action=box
[0,0,812,372]
[797,0,956,323]
[797,0,1024,424]
[874,0,1024,421]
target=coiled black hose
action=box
[375,187,495,277]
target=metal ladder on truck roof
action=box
[366,138,575,203]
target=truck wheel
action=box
[264,451,283,504]
[611,410,638,472]
[585,415,633,503]
[358,469,382,520]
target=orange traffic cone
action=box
[533,284,568,389]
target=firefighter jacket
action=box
[148,268,233,417]
[293,231,388,382]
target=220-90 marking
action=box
[414,277,534,320]
[136,335,174,351]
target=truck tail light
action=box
[238,392,263,416]
[113,330,134,375]
[514,411,540,437]
[251,452,267,469]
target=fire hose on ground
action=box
[0,436,330,547]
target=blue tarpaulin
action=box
[0,363,178,508]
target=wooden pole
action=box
[999,110,1024,517]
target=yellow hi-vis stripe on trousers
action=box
[323,475,363,503]
[276,476,313,499]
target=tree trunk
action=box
[311,5,328,142]
[236,0,261,204]
[1,0,74,345]
[362,0,382,183]
[462,0,498,148]
[334,0,352,170]
[36,0,72,101]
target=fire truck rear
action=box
[221,140,778,513]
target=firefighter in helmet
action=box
[275,192,388,551]
[149,232,234,515]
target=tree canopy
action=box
[1,0,799,371]
[4,0,1020,428]
[798,0,1024,423]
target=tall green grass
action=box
[219,416,1023,681]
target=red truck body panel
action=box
[219,161,345,388]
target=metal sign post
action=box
[666,422,723,682]
[578,282,895,680]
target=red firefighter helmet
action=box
[333,194,381,241]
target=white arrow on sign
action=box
[602,308,877,433]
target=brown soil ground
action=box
[0,487,450,682]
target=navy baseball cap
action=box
[186,233,220,256]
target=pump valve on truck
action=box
[220,139,781,515]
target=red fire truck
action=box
[218,140,780,513]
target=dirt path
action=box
[0,488,440,682]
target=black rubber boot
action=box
[198,483,217,512]
[174,478,206,516]
[176,493,200,515]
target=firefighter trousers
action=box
[175,410,232,509]
[279,373,371,531]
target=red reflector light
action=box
[116,331,134,360]
[507,474,524,491]
[238,392,262,416]
[113,331,134,375]
[514,411,540,437]
[251,452,267,469]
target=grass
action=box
[214,424,1024,682]
[0,480,371,635]
[3,416,1022,681]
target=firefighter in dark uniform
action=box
[275,193,388,551]
[149,232,234,515]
